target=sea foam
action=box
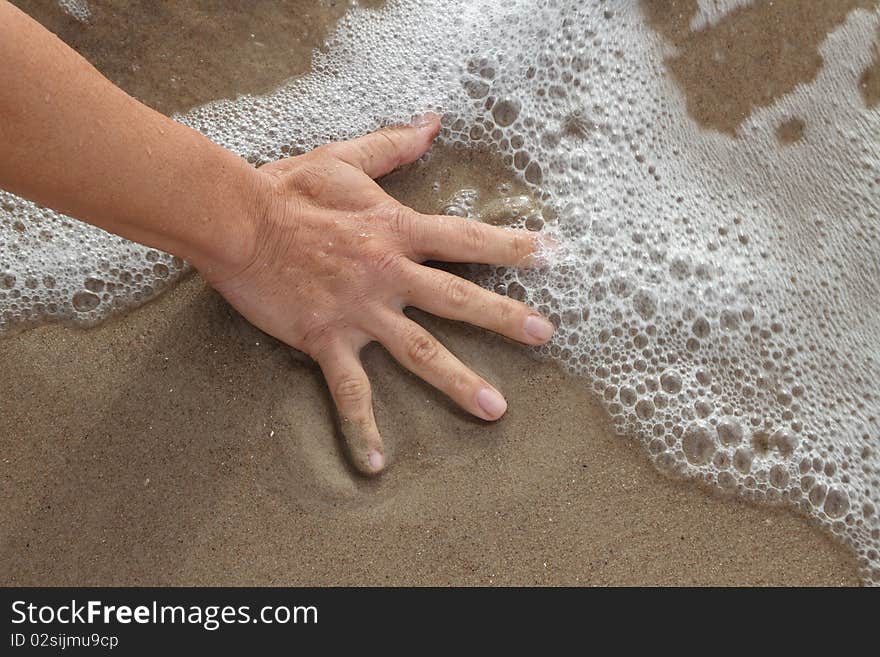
[1,0,879,582]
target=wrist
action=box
[186,157,271,287]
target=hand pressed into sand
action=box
[208,114,555,475]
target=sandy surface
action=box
[0,0,870,585]
[0,274,859,586]
[11,0,386,115]
[644,0,877,134]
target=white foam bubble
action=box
[2,0,879,583]
[690,0,754,30]
[57,0,91,23]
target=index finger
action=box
[408,212,541,267]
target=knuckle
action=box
[376,129,402,155]
[511,231,534,260]
[292,164,327,198]
[445,276,472,308]
[463,221,487,253]
[354,141,377,166]
[387,204,413,237]
[406,330,438,366]
[346,130,401,172]
[302,323,336,358]
[449,372,473,398]
[369,249,405,277]
[497,298,515,323]
[383,205,419,255]
[334,376,371,409]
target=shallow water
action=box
[1,0,879,583]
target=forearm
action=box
[0,1,261,276]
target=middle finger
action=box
[397,260,555,345]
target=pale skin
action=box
[0,2,555,474]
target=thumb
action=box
[335,112,440,179]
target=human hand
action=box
[207,114,555,474]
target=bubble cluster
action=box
[57,0,92,23]
[3,1,880,583]
[0,193,185,332]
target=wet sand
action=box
[11,0,386,115]
[644,0,877,134]
[0,273,859,585]
[0,1,868,585]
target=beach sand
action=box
[0,0,869,585]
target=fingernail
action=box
[368,450,384,472]
[476,387,507,419]
[524,314,555,342]
[410,112,436,129]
